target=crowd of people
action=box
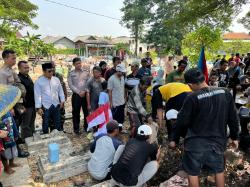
[0,48,250,187]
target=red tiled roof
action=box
[223,32,250,40]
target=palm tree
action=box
[22,32,41,57]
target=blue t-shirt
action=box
[98,92,109,105]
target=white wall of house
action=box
[223,39,250,43]
[128,39,150,54]
[54,38,75,49]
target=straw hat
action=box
[0,84,21,118]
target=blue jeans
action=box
[42,105,61,134]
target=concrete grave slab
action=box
[38,151,91,183]
[25,130,73,155]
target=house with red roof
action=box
[223,32,250,42]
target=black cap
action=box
[42,63,53,71]
[106,120,119,132]
[184,68,205,84]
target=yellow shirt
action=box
[145,86,153,113]
[158,83,191,101]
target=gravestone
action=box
[38,151,91,183]
[26,130,91,183]
[25,130,73,155]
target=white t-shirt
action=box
[98,92,109,105]
[88,136,116,180]
[107,75,125,107]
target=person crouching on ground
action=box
[169,68,239,187]
[127,76,153,137]
[88,120,123,181]
[111,125,161,186]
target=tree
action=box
[121,0,152,56]
[143,0,247,56]
[144,0,185,55]
[181,26,223,65]
[22,32,41,57]
[166,0,247,31]
[239,11,250,31]
[4,35,25,57]
[222,40,250,54]
[0,0,38,38]
[4,33,56,61]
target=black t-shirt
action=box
[18,73,35,108]
[244,57,250,73]
[172,87,239,152]
[111,138,157,186]
[216,69,229,87]
[104,68,116,81]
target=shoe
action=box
[18,149,30,158]
[16,138,25,145]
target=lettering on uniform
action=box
[197,89,225,100]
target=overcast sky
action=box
[22,0,250,39]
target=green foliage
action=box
[114,43,131,54]
[142,0,247,55]
[0,0,38,38]
[56,48,78,55]
[181,26,223,65]
[239,11,250,31]
[144,0,185,55]
[121,0,152,55]
[222,40,250,54]
[166,0,246,31]
[4,32,56,59]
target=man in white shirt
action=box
[88,120,122,180]
[108,64,126,124]
[34,63,65,134]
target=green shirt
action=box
[166,70,185,83]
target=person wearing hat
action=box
[104,57,121,81]
[49,61,67,132]
[127,76,153,137]
[138,58,152,77]
[88,120,122,181]
[34,63,65,134]
[125,61,142,96]
[99,61,107,78]
[169,68,239,187]
[166,109,187,140]
[111,124,160,186]
[108,63,126,124]
[154,82,192,127]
